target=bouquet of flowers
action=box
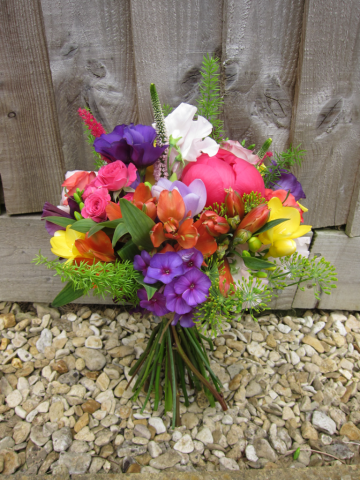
[35,55,337,425]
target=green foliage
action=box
[80,107,107,170]
[242,192,266,214]
[150,83,167,145]
[119,199,155,251]
[52,282,86,307]
[162,104,173,117]
[263,144,306,188]
[33,253,140,305]
[44,217,75,228]
[196,54,225,142]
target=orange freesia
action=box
[225,187,244,219]
[193,221,217,258]
[218,258,235,296]
[199,211,230,237]
[75,230,116,263]
[106,202,122,221]
[172,218,199,249]
[150,223,166,247]
[133,183,157,221]
[157,190,185,223]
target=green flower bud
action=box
[254,271,268,278]
[79,202,85,210]
[73,192,81,204]
[233,229,252,245]
[227,215,240,230]
[74,211,83,221]
[248,237,262,252]
[242,251,251,257]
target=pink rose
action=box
[61,170,97,205]
[81,189,111,223]
[221,140,262,166]
[94,160,137,191]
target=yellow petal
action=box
[286,224,312,240]
[297,201,308,213]
[267,239,297,258]
[64,225,85,250]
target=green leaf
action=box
[134,274,159,300]
[254,218,289,235]
[242,256,275,271]
[119,199,155,250]
[44,217,75,227]
[117,240,140,261]
[293,447,301,460]
[98,219,124,229]
[70,218,97,233]
[51,281,86,307]
[88,224,105,237]
[112,223,129,247]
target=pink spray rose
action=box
[94,160,137,191]
[61,170,97,205]
[221,140,262,166]
[81,189,111,223]
[181,149,266,207]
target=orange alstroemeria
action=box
[75,230,116,263]
[106,202,122,221]
[193,221,217,258]
[133,183,157,221]
[157,190,185,223]
[170,218,199,249]
[218,258,235,296]
[159,243,176,253]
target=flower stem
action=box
[154,334,166,411]
[167,327,177,429]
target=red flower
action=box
[78,108,106,138]
[181,148,265,207]
[75,230,116,263]
[132,183,157,221]
[236,204,270,234]
[198,211,229,237]
[225,187,244,219]
[265,189,304,222]
[218,258,235,296]
[193,220,217,258]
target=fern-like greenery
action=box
[196,54,225,143]
[262,144,306,188]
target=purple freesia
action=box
[151,179,206,218]
[133,251,157,284]
[174,268,211,306]
[147,252,185,284]
[164,280,193,315]
[177,248,203,271]
[266,161,305,201]
[93,124,168,169]
[137,288,169,317]
[172,311,196,328]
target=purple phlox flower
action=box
[42,202,73,236]
[172,311,196,328]
[164,280,193,315]
[137,288,169,317]
[267,161,305,201]
[133,251,157,284]
[93,124,168,169]
[176,248,203,271]
[147,252,185,284]
[151,178,207,218]
[174,268,211,307]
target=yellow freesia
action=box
[50,225,85,263]
[258,197,311,258]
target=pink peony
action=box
[181,149,265,207]
[94,160,137,191]
[81,189,111,223]
[221,140,262,165]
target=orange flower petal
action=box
[157,190,185,223]
[218,258,235,296]
[75,231,116,263]
[106,202,122,220]
[150,223,166,248]
[159,243,176,253]
[195,223,218,258]
[175,218,199,249]
[133,183,152,203]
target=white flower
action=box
[163,103,219,167]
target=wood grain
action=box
[345,161,360,237]
[292,230,360,311]
[40,0,137,172]
[0,0,65,215]
[290,0,360,228]
[222,0,305,154]
[0,213,112,304]
[130,0,223,124]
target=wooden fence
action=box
[0,0,360,309]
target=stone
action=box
[301,421,318,440]
[312,410,336,435]
[148,417,166,434]
[254,438,277,462]
[30,426,50,447]
[134,424,151,440]
[90,457,105,473]
[36,328,53,353]
[74,426,95,442]
[324,442,354,460]
[117,445,147,458]
[75,347,106,371]
[52,360,68,374]
[174,434,194,453]
[108,345,134,357]
[13,422,30,444]
[58,452,91,474]
[96,372,110,391]
[226,339,245,352]
[0,449,20,475]
[52,427,73,452]
[302,335,324,353]
[149,450,182,470]
[94,430,114,446]
[0,437,15,450]
[181,412,199,430]
[74,413,89,433]
[5,389,22,408]
[245,444,258,462]
[219,457,240,471]
[247,342,266,357]
[246,381,262,397]
[85,336,103,349]
[0,313,16,330]
[339,422,360,440]
[38,451,59,475]
[49,402,64,422]
[148,441,162,458]
[196,427,213,445]
[82,399,101,414]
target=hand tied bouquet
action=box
[34,55,337,424]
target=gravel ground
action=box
[0,300,360,475]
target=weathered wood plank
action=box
[40,0,137,172]
[130,0,223,124]
[293,230,360,311]
[345,162,360,237]
[290,0,360,228]
[0,0,65,215]
[222,0,305,154]
[0,214,112,304]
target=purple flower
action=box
[152,179,206,218]
[41,200,79,236]
[93,124,168,169]
[147,252,185,284]
[133,251,157,284]
[172,311,196,328]
[164,280,193,315]
[177,248,203,271]
[137,288,169,316]
[266,161,305,201]
[174,268,211,306]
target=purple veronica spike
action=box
[174,268,211,306]
[93,124,168,169]
[133,251,157,284]
[176,248,203,271]
[164,280,193,315]
[147,252,185,284]
[137,289,169,317]
[172,311,196,328]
